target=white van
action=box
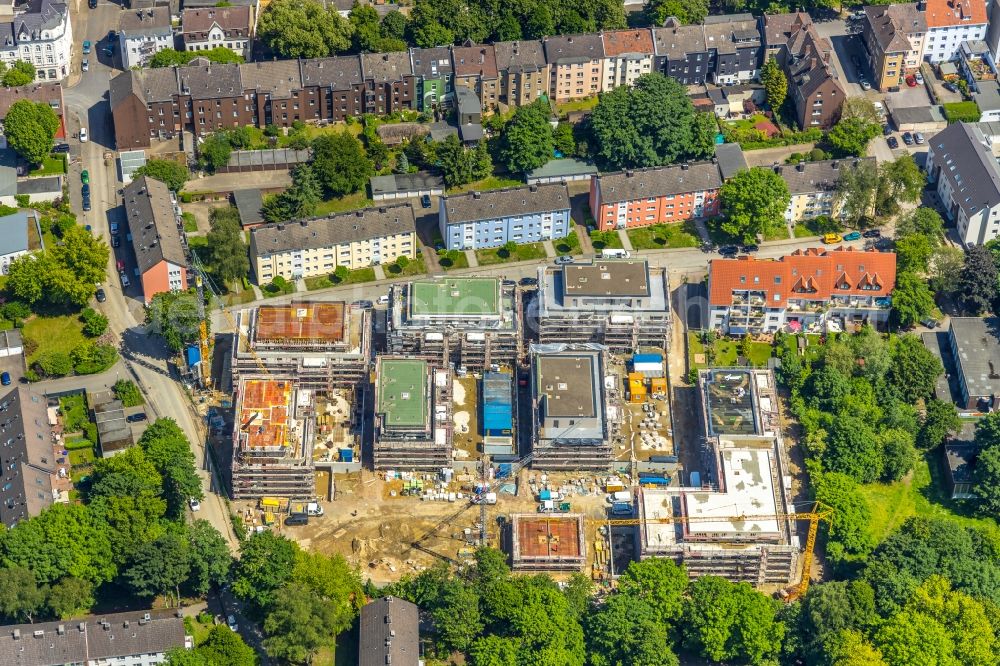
[601,248,631,259]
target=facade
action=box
[589,162,723,231]
[181,6,253,57]
[652,15,761,86]
[0,0,73,81]
[862,4,927,90]
[439,183,571,250]
[373,357,453,471]
[926,122,1000,246]
[544,34,605,102]
[387,277,522,370]
[945,317,1000,411]
[119,7,172,69]
[536,259,672,351]
[0,386,54,528]
[776,157,874,222]
[250,203,417,283]
[601,29,655,91]
[452,44,499,111]
[410,46,454,111]
[494,39,550,108]
[652,21,710,85]
[925,0,988,64]
[707,248,897,335]
[361,51,416,115]
[359,597,420,666]
[0,610,191,666]
[123,176,188,304]
[0,211,29,274]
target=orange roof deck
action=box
[239,379,291,449]
[516,517,582,559]
[255,303,346,343]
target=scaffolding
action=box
[372,358,454,470]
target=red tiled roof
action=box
[602,29,655,57]
[925,0,987,28]
[708,247,897,306]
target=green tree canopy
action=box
[150,47,243,68]
[124,530,191,604]
[4,99,57,165]
[205,208,250,284]
[827,117,881,158]
[957,245,998,315]
[646,0,708,25]
[896,207,945,245]
[760,57,787,110]
[892,272,935,328]
[310,132,373,196]
[232,532,299,611]
[133,160,190,192]
[719,167,791,243]
[497,99,554,175]
[682,576,785,665]
[811,470,876,565]
[835,158,878,225]
[258,0,353,58]
[2,61,35,87]
[146,290,203,352]
[138,418,203,519]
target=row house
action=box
[862,3,927,90]
[601,29,655,90]
[494,39,550,108]
[452,43,499,112]
[776,157,875,223]
[410,46,453,111]
[544,33,606,102]
[925,0,987,63]
[652,14,761,86]
[439,183,571,250]
[589,161,724,231]
[708,248,897,335]
[361,51,416,115]
[181,6,254,58]
[0,0,74,81]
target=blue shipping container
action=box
[690,471,701,487]
[483,371,514,436]
[639,477,670,486]
[339,448,353,463]
[497,463,513,478]
[540,490,553,501]
[633,353,664,365]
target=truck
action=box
[611,502,633,516]
[472,492,497,505]
[290,502,324,516]
[601,248,631,260]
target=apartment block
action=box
[123,176,188,305]
[439,183,571,250]
[0,0,74,81]
[250,203,416,283]
[232,378,316,499]
[537,259,671,352]
[708,248,897,335]
[232,302,372,389]
[776,157,875,222]
[862,3,926,90]
[181,6,253,57]
[601,29,655,91]
[926,122,1000,246]
[925,0,987,63]
[652,21,711,85]
[652,15,761,86]
[387,277,521,370]
[589,162,723,231]
[119,7,172,69]
[494,40,550,108]
[0,386,55,528]
[452,44,499,111]
[530,347,616,470]
[373,357,453,471]
[410,46,454,111]
[360,51,416,115]
[544,33,605,102]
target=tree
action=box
[797,581,879,664]
[615,558,688,624]
[124,531,191,605]
[311,132,373,196]
[905,576,999,666]
[36,351,73,377]
[892,272,935,328]
[875,155,923,217]
[840,97,880,124]
[974,411,1000,449]
[826,630,887,666]
[827,117,881,158]
[80,307,108,337]
[811,471,876,565]
[646,0,708,24]
[917,399,960,450]
[138,418,203,519]
[824,414,883,483]
[835,159,878,225]
[205,208,250,283]
[199,134,232,173]
[5,99,59,165]
[896,233,934,275]
[587,594,679,666]
[760,57,787,110]
[46,577,94,619]
[263,583,342,663]
[71,341,118,375]
[719,167,791,243]
[886,334,942,403]
[258,0,352,59]
[0,567,46,623]
[957,245,998,315]
[186,520,233,596]
[880,428,917,482]
[589,73,713,170]
[875,610,958,666]
[435,134,492,188]
[973,445,1000,514]
[929,245,966,294]
[113,379,145,408]
[394,151,409,174]
[497,99,553,175]
[896,208,945,245]
[88,447,166,565]
[2,61,35,87]
[133,160,190,192]
[198,626,258,666]
[146,290,203,352]
[232,532,298,611]
[682,576,785,665]
[433,581,482,651]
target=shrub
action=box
[80,308,109,337]
[36,351,73,377]
[943,101,981,123]
[112,379,145,408]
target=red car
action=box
[905,75,917,87]
[116,260,125,271]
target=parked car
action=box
[887,136,899,149]
[81,183,90,198]
[915,72,924,85]
[81,170,89,184]
[226,615,238,632]
[920,316,940,329]
[353,299,373,308]
[119,270,130,287]
[859,79,871,91]
[843,231,862,241]
[823,233,843,244]
[376,294,389,305]
[111,234,120,248]
[420,194,432,208]
[914,132,925,144]
[79,127,88,142]
[188,497,201,512]
[82,40,91,54]
[88,0,96,7]
[110,222,119,233]
[718,244,739,257]
[905,75,917,87]
[740,244,759,253]
[943,82,959,93]
[82,196,91,212]
[862,229,882,238]
[1,372,10,386]
[902,132,914,145]
[285,513,309,526]
[52,143,70,153]
[81,59,89,72]
[116,259,125,271]
[519,277,537,286]
[126,412,147,423]
[554,255,574,265]
[95,287,106,302]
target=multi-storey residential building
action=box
[780,14,845,128]
[181,6,253,58]
[361,51,416,115]
[119,6,172,69]
[924,0,987,64]
[240,59,303,127]
[123,176,188,304]
[494,39,550,108]
[701,13,762,84]
[761,11,812,64]
[863,3,927,90]
[707,248,897,335]
[544,33,605,102]
[652,20,709,85]
[373,357,453,471]
[250,203,417,283]
[439,183,571,250]
[360,597,420,666]
[589,162,723,231]
[0,81,64,135]
[410,46,453,111]
[178,61,248,135]
[601,29,655,91]
[300,55,366,120]
[0,385,55,528]
[926,121,1000,246]
[537,258,671,352]
[0,0,73,81]
[776,158,874,222]
[452,44,499,111]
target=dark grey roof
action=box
[110,68,179,107]
[441,183,570,226]
[226,148,310,169]
[762,11,813,50]
[178,62,243,100]
[362,52,413,82]
[359,597,420,666]
[17,176,61,195]
[0,166,15,198]
[543,34,605,63]
[948,317,1000,399]
[119,6,171,37]
[0,609,187,666]
[455,86,480,115]
[702,14,761,55]
[233,188,264,227]
[11,0,67,41]
[929,122,1000,219]
[494,40,547,73]
[94,399,131,454]
[0,211,28,257]
[652,25,707,58]
[409,47,453,79]
[239,60,302,99]
[596,162,723,204]
[123,176,187,275]
[973,80,1000,113]
[890,104,945,124]
[370,172,444,197]
[864,3,926,54]
[252,203,416,255]
[774,157,873,195]
[458,123,484,142]
[526,158,598,180]
[0,386,53,527]
[300,56,364,88]
[945,443,979,484]
[714,143,748,180]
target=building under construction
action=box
[507,513,587,572]
[231,302,372,389]
[387,277,521,370]
[636,369,798,585]
[231,378,317,499]
[372,357,453,470]
[536,259,671,352]
[530,346,618,470]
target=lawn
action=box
[556,96,599,116]
[722,113,770,132]
[553,231,582,256]
[23,313,86,364]
[304,266,378,291]
[859,456,1000,545]
[438,250,469,271]
[688,331,773,369]
[27,215,41,250]
[793,217,844,239]
[475,242,548,266]
[706,221,741,246]
[589,229,623,250]
[764,225,790,241]
[29,155,67,177]
[314,192,373,216]
[793,222,819,239]
[59,394,89,434]
[383,255,427,278]
[626,221,700,250]
[446,176,522,195]
[261,279,297,298]
[221,287,257,306]
[68,441,96,467]
[182,212,199,232]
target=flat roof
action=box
[684,447,780,535]
[238,379,292,449]
[409,278,500,317]
[255,303,345,343]
[514,515,583,559]
[705,370,757,435]
[562,260,650,298]
[949,317,1000,399]
[378,359,428,428]
[538,354,597,419]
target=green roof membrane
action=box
[409,278,500,317]
[378,359,428,428]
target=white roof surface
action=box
[684,447,779,535]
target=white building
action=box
[927,121,1000,245]
[924,0,988,63]
[181,6,253,58]
[119,7,172,69]
[0,0,73,81]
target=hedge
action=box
[943,101,981,124]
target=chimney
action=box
[796,163,805,171]
[528,184,538,192]
[472,191,482,199]
[681,163,689,170]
